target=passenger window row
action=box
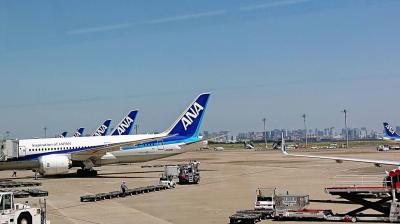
[28,147,80,152]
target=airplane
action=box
[73,128,85,137]
[0,93,210,177]
[280,122,400,167]
[92,119,112,136]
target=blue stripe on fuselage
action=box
[121,135,201,150]
[13,135,201,162]
[10,145,97,161]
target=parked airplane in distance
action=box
[0,93,210,177]
[281,122,400,166]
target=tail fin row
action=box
[57,93,210,138]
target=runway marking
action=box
[47,200,97,224]
[108,200,175,224]
[46,192,174,224]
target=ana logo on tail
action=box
[386,124,396,135]
[92,120,112,136]
[181,102,204,131]
[116,116,134,135]
[111,110,137,136]
[94,125,108,136]
[73,128,84,137]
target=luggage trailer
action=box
[323,169,400,223]
[229,169,400,223]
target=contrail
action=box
[146,10,227,24]
[240,0,311,11]
[66,23,132,35]
[66,9,227,35]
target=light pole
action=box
[44,127,47,138]
[342,109,349,148]
[302,114,307,149]
[134,124,139,134]
[262,118,267,149]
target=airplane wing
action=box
[179,138,206,152]
[280,138,400,167]
[70,135,170,161]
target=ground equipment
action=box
[0,192,49,224]
[178,161,200,184]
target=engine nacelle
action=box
[38,155,71,176]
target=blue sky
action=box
[0,0,399,138]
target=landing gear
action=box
[77,169,98,177]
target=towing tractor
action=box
[178,161,200,184]
[0,192,49,224]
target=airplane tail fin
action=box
[163,93,210,137]
[73,128,85,137]
[383,122,400,138]
[92,119,112,136]
[110,111,138,136]
[61,131,68,137]
[57,131,68,138]
[281,132,288,155]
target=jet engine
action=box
[38,154,71,176]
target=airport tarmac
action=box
[0,147,396,224]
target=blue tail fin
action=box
[383,122,400,138]
[92,119,112,136]
[57,131,68,138]
[73,127,85,137]
[164,93,210,137]
[111,110,138,136]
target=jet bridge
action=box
[0,140,20,161]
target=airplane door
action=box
[19,146,26,157]
[158,140,164,150]
[104,142,113,152]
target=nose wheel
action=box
[77,169,98,177]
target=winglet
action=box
[281,132,288,155]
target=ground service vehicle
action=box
[178,161,200,184]
[0,192,49,224]
[254,188,275,211]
